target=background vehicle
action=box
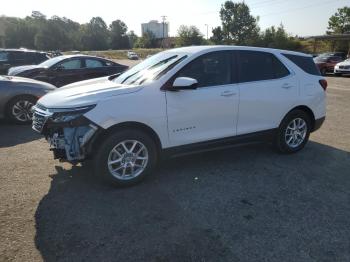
[314,53,344,75]
[0,75,55,124]
[32,46,326,186]
[334,58,350,76]
[7,55,129,87]
[0,49,49,75]
[127,51,139,60]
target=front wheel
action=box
[275,110,311,154]
[6,95,37,124]
[94,129,158,186]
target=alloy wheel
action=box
[285,118,307,148]
[107,140,149,180]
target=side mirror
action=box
[172,77,198,90]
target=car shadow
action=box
[34,142,350,261]
[0,120,41,148]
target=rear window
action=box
[283,54,320,76]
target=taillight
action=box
[319,79,327,91]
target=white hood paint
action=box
[336,60,350,66]
[38,76,143,108]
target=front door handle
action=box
[221,90,237,97]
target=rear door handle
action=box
[221,90,237,97]
[282,83,293,89]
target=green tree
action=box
[210,26,224,44]
[109,19,130,49]
[134,30,157,48]
[127,30,138,48]
[327,6,350,34]
[4,18,37,49]
[80,17,109,50]
[176,25,204,46]
[219,1,260,45]
[258,24,301,50]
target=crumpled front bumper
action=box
[32,105,100,162]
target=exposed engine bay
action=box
[32,104,99,162]
[47,124,98,161]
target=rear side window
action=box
[282,54,320,76]
[238,51,289,83]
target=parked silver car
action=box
[0,75,56,124]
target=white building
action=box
[141,20,169,39]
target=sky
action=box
[1,0,349,37]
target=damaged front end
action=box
[32,104,99,163]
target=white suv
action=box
[32,46,326,186]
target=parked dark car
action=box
[0,75,56,124]
[0,49,50,75]
[314,54,344,75]
[7,55,129,87]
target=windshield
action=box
[114,52,187,85]
[39,56,66,68]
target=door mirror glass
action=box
[172,77,198,90]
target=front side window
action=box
[0,51,8,62]
[85,59,104,68]
[58,59,82,69]
[239,51,289,83]
[177,51,231,88]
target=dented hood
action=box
[38,76,143,108]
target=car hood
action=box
[5,75,56,89]
[7,65,43,75]
[38,76,143,108]
[336,60,350,66]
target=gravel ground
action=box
[0,76,349,262]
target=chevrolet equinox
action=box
[32,46,326,186]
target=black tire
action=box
[320,68,327,76]
[94,129,158,187]
[5,95,37,124]
[334,73,342,77]
[275,110,311,154]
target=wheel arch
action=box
[89,121,163,156]
[4,94,38,118]
[283,105,316,131]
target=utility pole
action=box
[161,15,167,48]
[205,24,209,40]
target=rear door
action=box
[83,58,111,80]
[237,50,298,135]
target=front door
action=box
[49,58,84,87]
[166,51,239,147]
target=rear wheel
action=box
[275,110,311,154]
[6,95,37,124]
[94,129,158,186]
